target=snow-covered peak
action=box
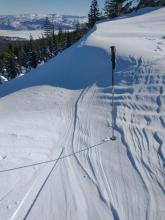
[0,14,87,30]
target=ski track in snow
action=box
[0,7,165,220]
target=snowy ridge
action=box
[0,7,165,220]
[0,14,87,31]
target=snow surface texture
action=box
[0,76,8,84]
[0,7,165,220]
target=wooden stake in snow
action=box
[110,46,117,141]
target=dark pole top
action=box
[110,46,116,70]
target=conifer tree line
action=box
[88,0,123,28]
[137,0,165,8]
[88,0,164,28]
[0,18,88,82]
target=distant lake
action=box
[0,29,60,40]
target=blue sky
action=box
[0,0,105,16]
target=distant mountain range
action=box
[0,2,164,31]
[0,14,87,31]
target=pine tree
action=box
[30,50,38,68]
[29,35,38,69]
[75,22,82,40]
[115,0,122,17]
[22,43,31,70]
[6,55,20,79]
[88,0,100,28]
[44,17,53,38]
[57,27,64,51]
[52,26,58,54]
[104,0,121,19]
[104,0,110,18]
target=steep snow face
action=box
[0,7,165,220]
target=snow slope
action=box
[0,7,165,220]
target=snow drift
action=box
[0,7,165,220]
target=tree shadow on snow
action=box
[0,43,113,97]
[0,26,139,98]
